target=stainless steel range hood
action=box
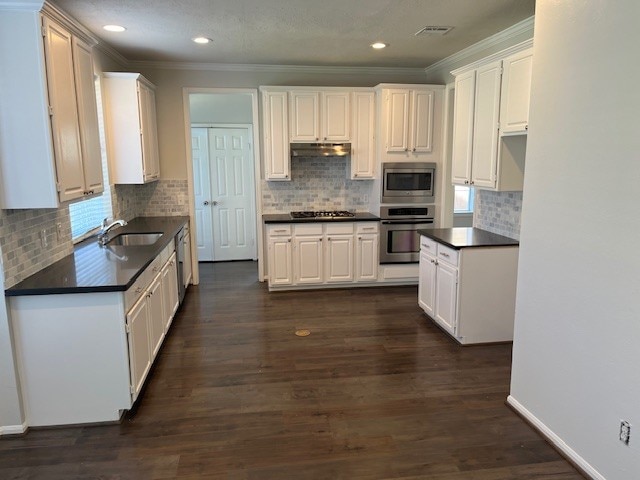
[290,143,351,157]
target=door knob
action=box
[203,201,210,206]
[212,201,219,206]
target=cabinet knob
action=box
[287,239,291,242]
[358,236,362,240]
[470,181,474,185]
[404,148,408,152]
[525,124,529,130]
[412,148,416,152]
[135,287,143,294]
[354,173,358,177]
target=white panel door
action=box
[263,91,289,180]
[434,262,458,335]
[289,91,320,141]
[471,61,502,188]
[191,127,214,261]
[411,90,434,153]
[500,49,533,135]
[451,70,476,185]
[350,92,375,179]
[355,234,378,282]
[325,235,354,283]
[147,273,164,359]
[294,236,323,284]
[385,90,410,152]
[268,237,293,286]
[126,295,151,402]
[322,91,350,141]
[418,251,436,317]
[209,128,256,261]
[42,16,84,202]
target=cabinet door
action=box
[325,234,354,283]
[294,235,323,284]
[356,233,378,282]
[500,49,533,135]
[161,254,179,333]
[418,250,436,317]
[471,61,502,189]
[385,89,410,152]
[147,273,164,359]
[71,36,103,196]
[42,16,85,202]
[139,83,160,182]
[268,236,293,286]
[451,70,476,185]
[126,295,152,401]
[410,90,434,153]
[322,92,350,141]
[289,91,320,141]
[263,91,290,180]
[350,92,375,179]
[434,261,458,335]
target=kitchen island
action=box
[6,216,189,428]
[417,227,519,345]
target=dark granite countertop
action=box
[263,212,380,223]
[5,216,189,297]
[417,227,519,250]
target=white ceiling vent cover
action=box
[415,26,454,36]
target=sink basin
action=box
[107,233,163,246]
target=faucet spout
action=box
[98,218,127,246]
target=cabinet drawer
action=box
[159,241,174,265]
[326,223,354,235]
[125,271,149,312]
[294,224,323,235]
[437,244,459,267]
[420,236,437,254]
[356,223,379,234]
[268,225,292,236]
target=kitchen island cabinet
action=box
[418,228,519,345]
[6,217,189,427]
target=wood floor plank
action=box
[0,261,584,479]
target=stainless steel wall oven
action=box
[380,206,435,263]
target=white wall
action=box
[189,93,252,124]
[509,2,640,479]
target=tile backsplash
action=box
[0,208,73,288]
[262,157,372,213]
[114,179,190,219]
[473,190,522,240]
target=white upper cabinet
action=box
[0,10,103,208]
[350,91,375,179]
[384,88,434,154]
[499,48,533,135]
[289,90,350,142]
[261,89,290,181]
[451,41,532,191]
[102,73,160,184]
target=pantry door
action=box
[192,126,256,261]
[191,127,215,261]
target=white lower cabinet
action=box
[9,239,183,427]
[418,235,519,344]
[267,222,379,289]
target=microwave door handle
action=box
[381,220,434,225]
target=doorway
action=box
[191,125,256,262]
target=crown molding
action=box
[0,0,43,11]
[127,60,427,77]
[449,38,533,76]
[94,41,130,68]
[41,1,98,45]
[424,16,535,77]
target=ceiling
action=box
[53,0,535,68]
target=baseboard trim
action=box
[506,395,605,480]
[0,423,28,436]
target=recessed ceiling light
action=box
[103,25,126,32]
[371,42,387,49]
[192,37,212,44]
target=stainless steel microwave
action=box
[381,162,436,203]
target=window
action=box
[454,186,474,213]
[68,77,113,241]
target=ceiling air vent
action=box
[415,26,453,36]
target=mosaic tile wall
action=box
[0,208,73,288]
[262,157,373,213]
[473,190,523,240]
[113,180,190,219]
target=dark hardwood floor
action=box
[0,261,583,479]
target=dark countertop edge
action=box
[5,216,189,297]
[263,213,380,224]
[417,227,519,250]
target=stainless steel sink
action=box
[106,233,163,246]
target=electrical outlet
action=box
[40,229,48,248]
[363,194,369,204]
[56,222,62,241]
[620,420,631,446]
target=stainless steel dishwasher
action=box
[175,226,186,303]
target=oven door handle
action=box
[380,220,434,225]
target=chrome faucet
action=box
[98,218,127,246]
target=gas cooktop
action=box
[290,210,355,219]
